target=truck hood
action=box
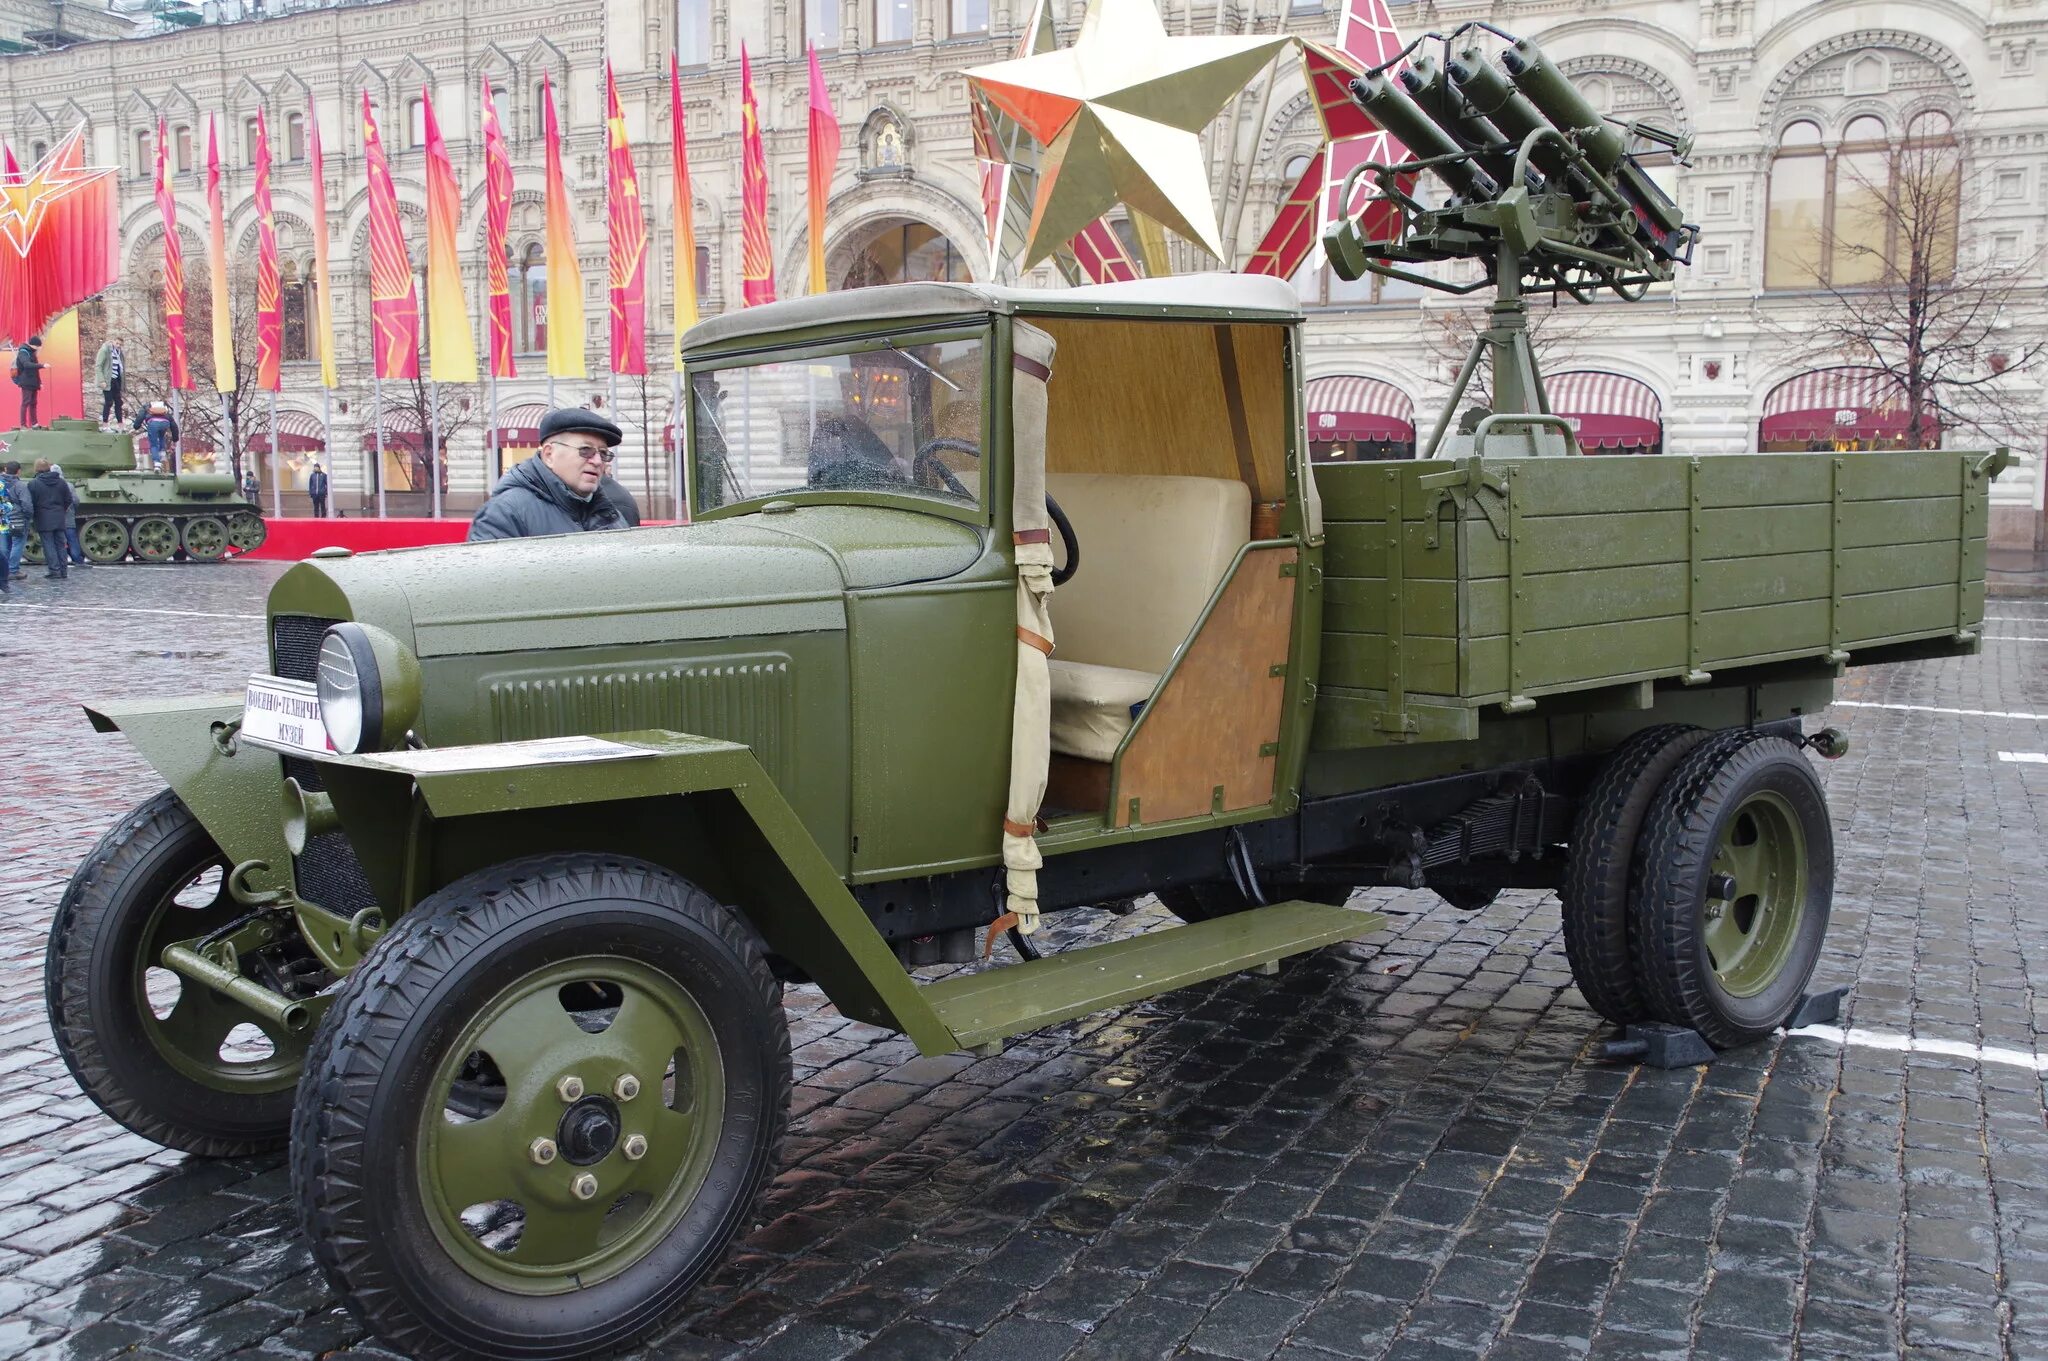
[267,507,984,658]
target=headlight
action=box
[315,622,421,753]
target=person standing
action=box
[0,462,29,580]
[51,464,88,567]
[94,338,125,428]
[12,335,45,427]
[306,461,329,517]
[0,474,15,595]
[468,409,626,541]
[27,458,73,578]
[240,468,259,503]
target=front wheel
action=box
[44,790,303,1155]
[293,854,791,1361]
[1630,735,1833,1048]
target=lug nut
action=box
[571,1172,598,1201]
[557,1075,584,1103]
[614,1074,640,1102]
[529,1138,558,1166]
[622,1134,648,1161]
[1707,873,1737,900]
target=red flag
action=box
[152,120,190,390]
[670,52,701,355]
[307,95,337,389]
[481,78,515,379]
[360,91,420,381]
[805,43,840,295]
[738,44,775,306]
[605,65,648,374]
[2,145,18,181]
[204,120,234,391]
[252,109,282,391]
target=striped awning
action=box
[358,409,425,453]
[247,409,328,455]
[1547,371,1662,450]
[1305,374,1415,443]
[1761,367,1935,442]
[495,403,552,448]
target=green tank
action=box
[4,416,266,563]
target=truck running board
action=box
[921,901,1388,1051]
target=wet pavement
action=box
[1,561,2046,1361]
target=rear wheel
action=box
[1157,881,1352,923]
[79,517,130,563]
[226,511,267,554]
[45,791,302,1155]
[23,533,43,565]
[1630,734,1833,1048]
[180,515,228,562]
[131,515,178,562]
[1561,724,1711,1025]
[294,853,790,1361]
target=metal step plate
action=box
[923,900,1387,1050]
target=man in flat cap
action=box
[469,407,629,542]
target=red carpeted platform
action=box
[236,517,473,560]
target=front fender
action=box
[311,731,954,1053]
[84,696,292,897]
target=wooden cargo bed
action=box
[1310,450,2002,749]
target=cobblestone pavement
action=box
[1,564,2045,1361]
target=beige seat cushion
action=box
[1044,473,1251,675]
[1047,658,1158,762]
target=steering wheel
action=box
[912,437,981,499]
[1045,495,1079,587]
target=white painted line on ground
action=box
[0,602,262,621]
[1997,751,2048,764]
[1832,700,2048,721]
[1982,636,2048,643]
[1787,1025,2047,1072]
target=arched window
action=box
[487,85,509,139]
[244,116,261,165]
[173,124,193,174]
[30,140,47,162]
[1767,109,1958,289]
[134,128,153,177]
[519,242,547,352]
[281,259,308,361]
[678,0,711,67]
[1282,153,1313,183]
[286,113,305,163]
[406,98,426,149]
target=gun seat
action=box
[1044,473,1250,761]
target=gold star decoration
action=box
[965,0,1292,268]
[0,127,112,258]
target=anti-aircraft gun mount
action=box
[1323,24,1701,459]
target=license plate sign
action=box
[240,675,333,755]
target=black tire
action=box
[1432,884,1501,912]
[292,853,791,1361]
[1561,724,1712,1025]
[1630,735,1833,1048]
[1157,881,1352,922]
[44,790,300,1156]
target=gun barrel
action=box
[1444,47,1574,186]
[1501,39,1626,172]
[1398,56,1524,189]
[1349,73,1498,200]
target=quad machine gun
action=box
[1323,25,1700,458]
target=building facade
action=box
[1,0,2042,541]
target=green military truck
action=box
[42,30,2011,1356]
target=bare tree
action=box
[1769,132,2043,447]
[380,374,479,500]
[1419,296,1593,411]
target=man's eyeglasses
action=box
[548,440,615,463]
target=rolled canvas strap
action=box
[1012,528,1051,545]
[1016,626,1053,655]
[1013,353,1051,383]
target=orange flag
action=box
[252,109,281,391]
[420,90,476,383]
[670,52,700,360]
[605,65,647,375]
[541,73,586,379]
[306,95,337,389]
[805,42,839,295]
[738,44,775,307]
[152,120,190,390]
[204,118,234,392]
[481,78,515,379]
[360,92,420,381]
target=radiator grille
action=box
[489,657,795,785]
[268,614,376,914]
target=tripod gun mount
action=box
[1323,25,1702,459]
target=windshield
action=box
[691,333,987,513]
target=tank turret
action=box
[3,417,267,564]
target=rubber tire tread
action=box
[1629,733,1833,1049]
[290,852,791,1361]
[1560,725,1710,1025]
[1156,881,1352,922]
[44,788,295,1157]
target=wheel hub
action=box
[555,1095,622,1166]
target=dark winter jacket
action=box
[27,469,73,532]
[597,474,641,527]
[306,469,329,499]
[468,456,625,542]
[0,473,28,530]
[12,344,43,390]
